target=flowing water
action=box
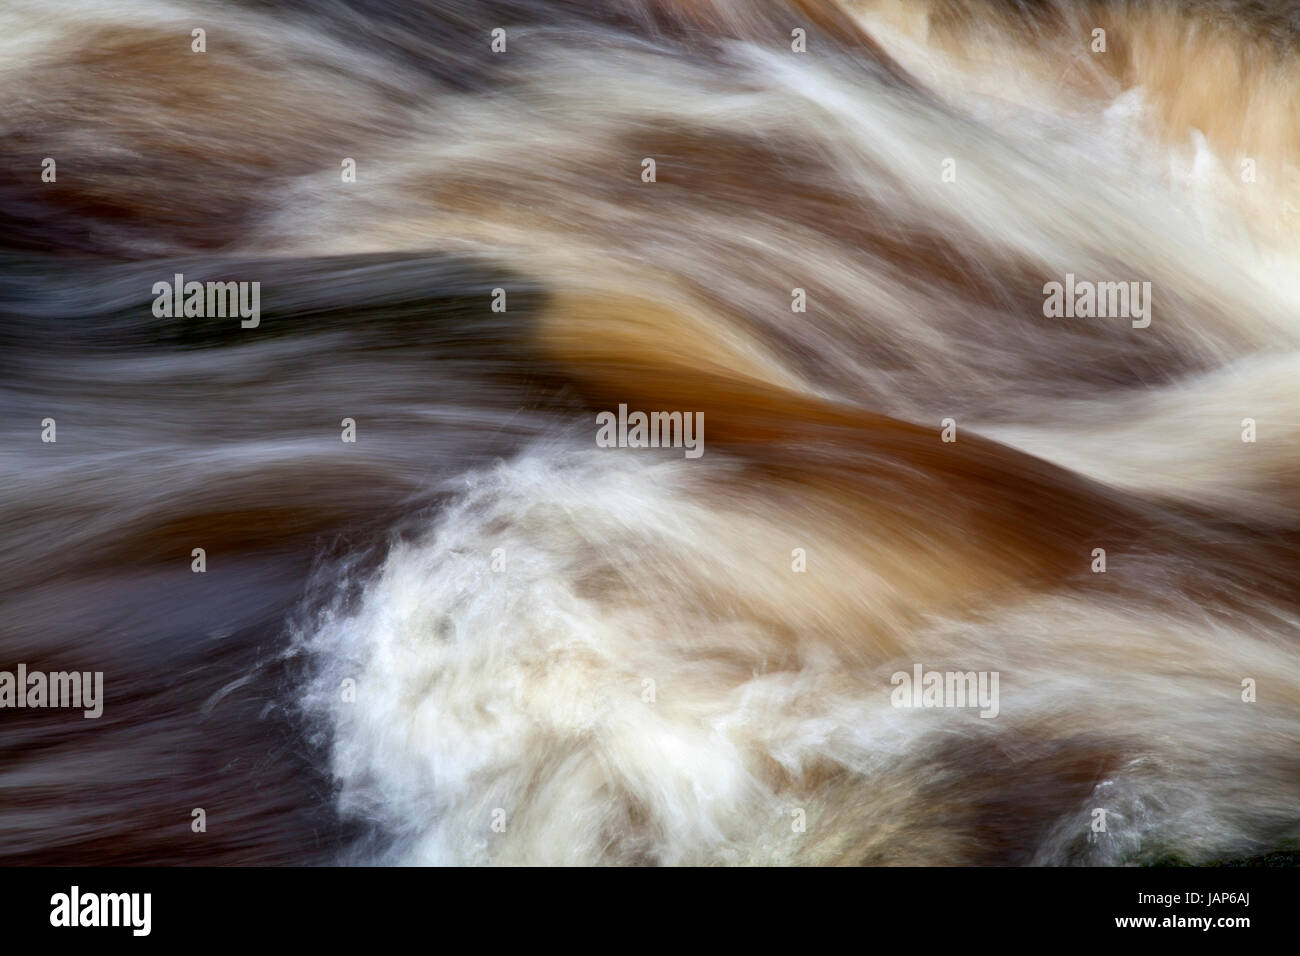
[2,0,1300,865]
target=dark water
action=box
[0,252,567,863]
